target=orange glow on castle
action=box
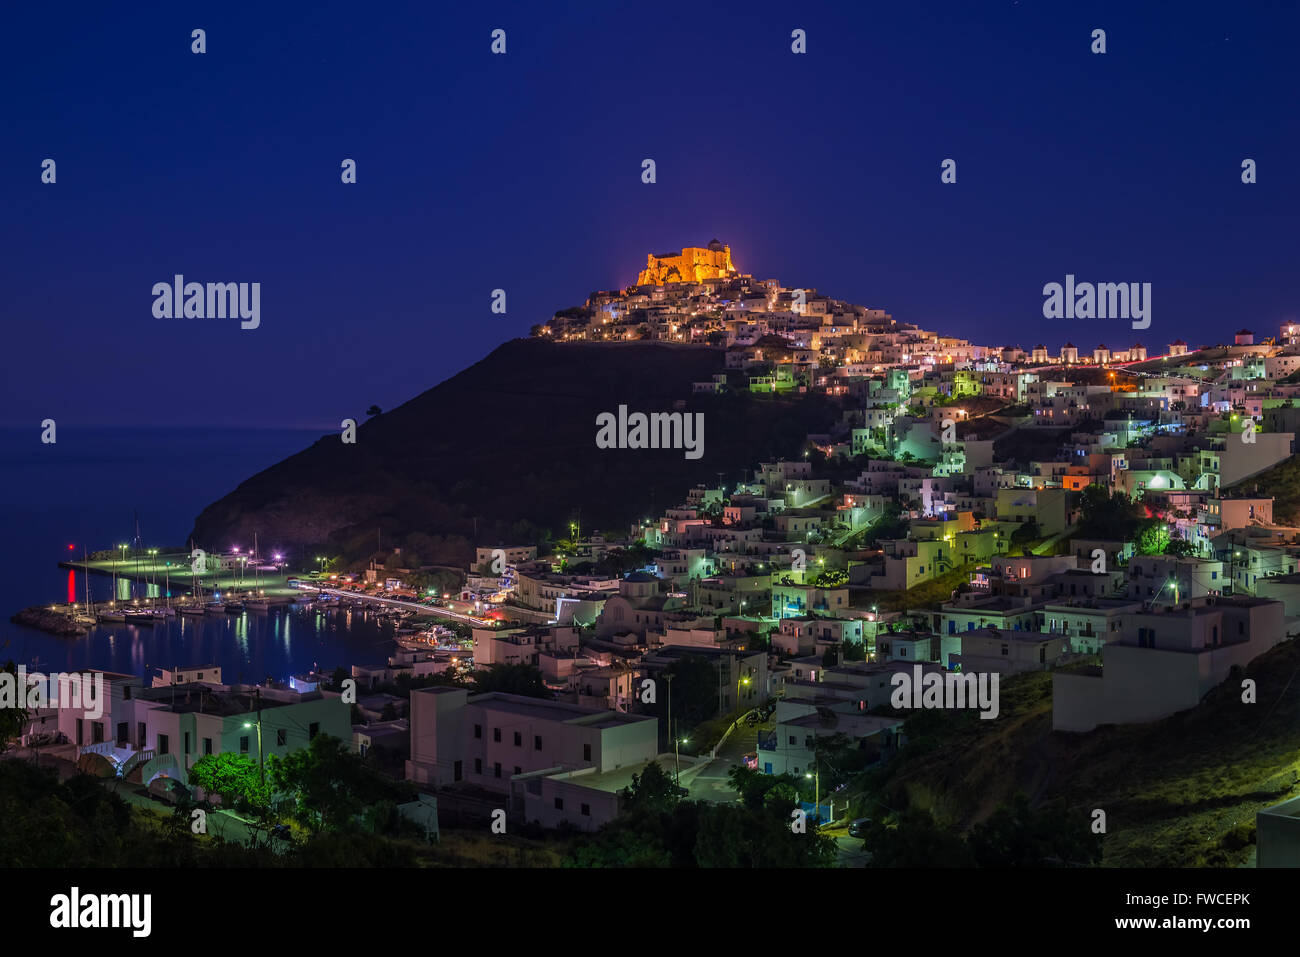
[637,239,736,285]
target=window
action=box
[554,797,564,810]
[92,723,104,744]
[240,736,250,753]
[183,731,191,754]
[474,724,482,739]
[514,766,522,776]
[117,722,128,745]
[514,731,522,747]
[493,727,501,743]
[534,735,543,751]
[453,760,463,782]
[203,737,213,755]
[474,758,482,774]
[494,763,502,779]
[277,729,287,746]
[583,743,592,761]
[309,722,320,740]
[789,735,797,746]
[158,733,170,755]
[1001,644,1009,656]
[581,803,591,817]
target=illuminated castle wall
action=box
[636,239,735,285]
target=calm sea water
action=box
[0,426,398,681]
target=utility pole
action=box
[665,672,676,783]
[254,688,265,786]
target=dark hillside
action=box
[191,339,842,564]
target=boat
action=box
[244,598,270,611]
[225,601,245,613]
[204,602,227,615]
[125,610,158,625]
[97,609,127,623]
[178,605,207,617]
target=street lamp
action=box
[805,764,820,823]
[242,695,265,786]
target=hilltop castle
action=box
[636,239,736,285]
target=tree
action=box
[0,661,29,752]
[967,794,1104,867]
[1010,520,1040,545]
[269,734,412,834]
[187,752,271,814]
[864,808,975,867]
[645,655,719,729]
[1135,519,1171,556]
[618,760,681,816]
[471,663,551,699]
[365,405,382,417]
[1077,484,1142,540]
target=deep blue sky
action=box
[3,0,1297,428]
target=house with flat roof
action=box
[1257,795,1300,867]
[952,628,1069,675]
[1053,596,1295,731]
[406,687,657,790]
[757,704,903,778]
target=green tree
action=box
[187,752,271,812]
[269,733,412,834]
[1135,519,1171,556]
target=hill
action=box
[190,339,842,565]
[852,636,1300,866]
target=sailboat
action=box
[97,556,126,622]
[125,606,158,625]
[245,537,270,609]
[204,572,228,614]
[156,562,177,616]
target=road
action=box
[681,717,766,804]
[832,832,872,867]
[103,779,291,853]
[308,586,491,627]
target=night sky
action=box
[4,0,1297,428]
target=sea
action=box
[0,426,399,683]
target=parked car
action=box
[848,817,872,838]
[148,777,191,806]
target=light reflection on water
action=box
[8,595,400,686]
